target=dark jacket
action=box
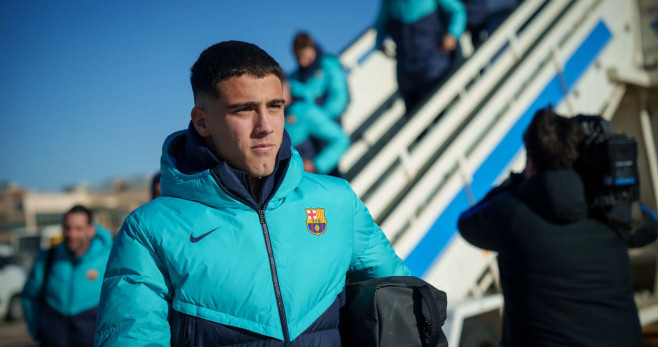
[458,169,654,346]
[374,0,466,95]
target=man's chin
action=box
[249,171,274,179]
[247,164,276,178]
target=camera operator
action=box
[458,108,657,346]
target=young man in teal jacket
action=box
[94,40,409,347]
[21,205,112,347]
[289,32,349,124]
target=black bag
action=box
[340,276,448,347]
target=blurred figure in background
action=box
[289,32,349,125]
[151,172,161,200]
[21,205,112,347]
[463,0,518,49]
[375,0,466,113]
[283,78,349,176]
[458,108,656,346]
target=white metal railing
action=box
[335,0,635,258]
[338,30,398,137]
[393,0,609,249]
[349,0,567,218]
[401,0,636,305]
[336,1,553,175]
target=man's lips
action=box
[252,143,274,152]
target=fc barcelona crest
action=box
[305,208,327,235]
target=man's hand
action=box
[441,35,457,53]
[303,159,317,173]
[377,40,396,58]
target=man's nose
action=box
[254,108,274,135]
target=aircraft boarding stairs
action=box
[336,0,658,345]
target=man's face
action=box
[63,212,95,256]
[194,74,285,178]
[295,47,316,68]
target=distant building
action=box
[0,175,153,242]
[0,181,27,243]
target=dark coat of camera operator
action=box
[458,108,657,346]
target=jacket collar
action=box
[517,169,588,223]
[160,123,298,211]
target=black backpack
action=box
[341,276,448,347]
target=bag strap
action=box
[39,247,57,305]
[416,284,442,347]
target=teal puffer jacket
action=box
[285,100,349,174]
[21,224,113,345]
[94,130,409,346]
[289,54,349,121]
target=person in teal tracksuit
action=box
[283,79,349,175]
[21,205,112,347]
[375,0,466,113]
[289,32,349,124]
[94,41,409,347]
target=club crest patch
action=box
[86,269,99,281]
[305,208,327,235]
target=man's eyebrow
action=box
[227,101,259,110]
[227,99,285,110]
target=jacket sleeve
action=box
[319,57,349,120]
[438,0,467,38]
[625,204,658,248]
[20,250,48,339]
[289,77,314,102]
[458,184,513,251]
[347,188,410,283]
[307,107,350,174]
[94,215,172,347]
[374,0,390,49]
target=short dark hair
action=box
[151,172,161,200]
[523,107,584,172]
[64,205,93,225]
[190,40,284,104]
[293,32,314,54]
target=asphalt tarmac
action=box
[0,321,36,347]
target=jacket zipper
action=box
[211,172,291,345]
[259,209,291,346]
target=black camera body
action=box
[573,115,641,232]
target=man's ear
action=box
[88,223,97,238]
[191,106,211,137]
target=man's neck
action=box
[69,242,91,258]
[249,176,264,204]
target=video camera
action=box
[573,115,641,233]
